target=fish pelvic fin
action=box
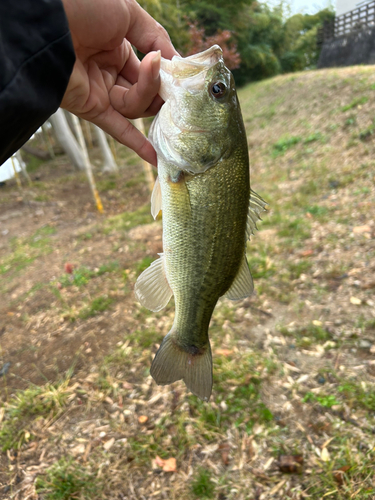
[134,253,173,312]
[150,328,213,401]
[247,189,267,239]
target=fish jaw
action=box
[158,45,224,101]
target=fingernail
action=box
[151,50,161,80]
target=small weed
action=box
[272,136,302,156]
[278,217,311,243]
[191,468,215,499]
[358,120,375,141]
[58,262,119,287]
[303,392,340,408]
[0,226,55,276]
[136,256,155,275]
[103,204,153,234]
[247,253,276,279]
[344,114,357,127]
[341,96,368,112]
[97,177,117,191]
[305,205,329,218]
[36,457,98,500]
[338,381,375,411]
[0,381,70,451]
[287,259,312,279]
[304,132,324,144]
[79,295,113,319]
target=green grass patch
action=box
[58,262,119,288]
[277,217,311,243]
[0,225,56,276]
[303,392,340,408]
[0,381,70,451]
[191,468,215,499]
[358,119,375,141]
[36,457,98,500]
[78,295,113,319]
[338,381,375,411]
[136,256,155,275]
[341,96,368,112]
[103,204,153,234]
[272,135,302,156]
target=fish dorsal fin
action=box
[151,176,162,220]
[224,254,254,300]
[134,253,173,312]
[247,189,267,239]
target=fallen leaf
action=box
[320,447,330,462]
[154,456,177,472]
[103,437,115,451]
[333,465,351,485]
[350,297,362,305]
[71,443,86,456]
[218,442,230,465]
[138,415,148,424]
[300,249,314,257]
[352,225,371,234]
[215,349,234,356]
[64,262,74,274]
[278,455,303,474]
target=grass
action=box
[1,65,375,499]
[0,379,70,451]
[191,468,215,499]
[341,96,369,112]
[57,261,119,288]
[78,295,113,319]
[35,458,98,500]
[0,225,56,277]
[103,204,153,234]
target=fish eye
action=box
[210,81,226,99]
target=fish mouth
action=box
[158,45,224,101]
[160,45,223,79]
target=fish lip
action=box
[161,45,223,78]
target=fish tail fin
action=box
[150,327,213,401]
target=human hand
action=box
[60,0,178,166]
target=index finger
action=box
[125,0,179,59]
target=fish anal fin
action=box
[247,189,267,239]
[134,253,172,312]
[224,254,254,300]
[151,176,162,220]
[150,328,213,401]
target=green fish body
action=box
[135,46,265,400]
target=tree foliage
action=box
[138,0,335,85]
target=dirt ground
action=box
[1,66,375,500]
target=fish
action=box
[135,45,266,401]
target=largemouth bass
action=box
[135,45,265,401]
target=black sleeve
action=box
[0,0,75,165]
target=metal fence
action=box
[318,1,375,44]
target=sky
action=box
[290,0,333,14]
[264,0,334,15]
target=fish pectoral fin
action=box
[151,176,162,220]
[246,189,267,239]
[224,254,254,300]
[150,329,213,401]
[134,253,172,312]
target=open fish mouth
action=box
[158,45,224,100]
[160,45,223,78]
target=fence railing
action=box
[318,1,375,44]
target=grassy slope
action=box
[1,66,375,499]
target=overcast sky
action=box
[290,0,333,13]
[265,0,334,14]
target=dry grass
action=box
[1,65,375,499]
